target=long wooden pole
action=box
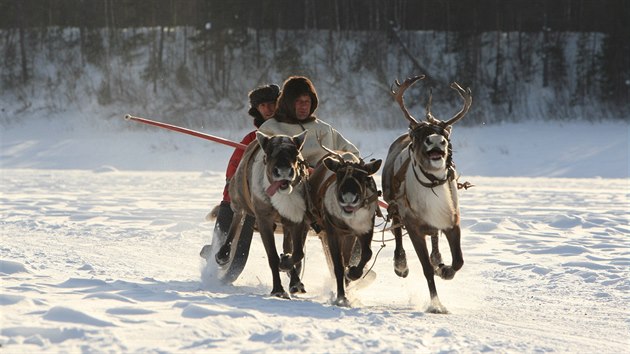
[124,114,247,150]
[125,114,389,209]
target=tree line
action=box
[0,1,628,125]
[1,0,627,33]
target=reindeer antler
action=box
[444,82,472,126]
[316,132,344,160]
[424,88,442,125]
[391,75,425,125]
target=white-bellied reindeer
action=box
[215,130,310,299]
[309,146,382,307]
[382,75,472,313]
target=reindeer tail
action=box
[205,203,222,221]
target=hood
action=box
[274,76,319,124]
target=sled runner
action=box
[201,212,254,283]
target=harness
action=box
[386,128,459,226]
[310,160,382,233]
[238,144,260,216]
[408,148,456,189]
[237,143,309,216]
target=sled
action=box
[125,114,386,286]
[205,205,369,286]
[205,205,309,284]
[202,212,254,284]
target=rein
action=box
[337,164,381,210]
[386,136,469,231]
[408,145,455,189]
[262,144,309,190]
[240,142,308,215]
[312,162,381,232]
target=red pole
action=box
[125,114,389,209]
[124,114,247,150]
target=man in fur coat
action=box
[259,76,359,167]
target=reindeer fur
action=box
[310,152,382,306]
[217,131,310,299]
[382,76,471,313]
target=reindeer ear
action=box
[444,125,452,135]
[323,156,341,172]
[364,159,382,175]
[293,130,307,151]
[256,131,271,150]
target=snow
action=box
[1,116,629,352]
[2,115,628,178]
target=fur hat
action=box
[248,84,280,127]
[249,84,280,108]
[274,76,319,124]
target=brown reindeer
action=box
[382,75,472,313]
[215,130,310,299]
[310,150,382,307]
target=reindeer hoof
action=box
[346,266,363,281]
[436,265,456,280]
[395,268,409,278]
[427,298,449,314]
[334,296,351,307]
[214,244,231,266]
[271,289,290,299]
[290,282,306,294]
[394,250,409,278]
[279,253,293,272]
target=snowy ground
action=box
[1,119,629,352]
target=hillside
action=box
[1,28,627,131]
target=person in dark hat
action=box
[200,84,280,260]
[259,76,359,167]
[248,84,281,128]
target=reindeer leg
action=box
[347,218,375,280]
[288,225,308,294]
[279,226,293,272]
[407,229,447,314]
[436,226,463,280]
[215,211,243,266]
[258,220,289,299]
[324,228,350,307]
[392,215,409,278]
[279,220,306,272]
[429,232,444,270]
[341,235,356,270]
[288,262,306,294]
[341,236,356,284]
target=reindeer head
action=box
[391,76,472,173]
[256,130,308,196]
[323,153,382,217]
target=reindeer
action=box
[382,75,472,313]
[215,130,310,299]
[309,148,382,307]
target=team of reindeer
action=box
[213,76,472,313]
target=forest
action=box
[0,1,628,128]
[1,0,625,32]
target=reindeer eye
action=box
[425,137,432,145]
[440,140,446,145]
